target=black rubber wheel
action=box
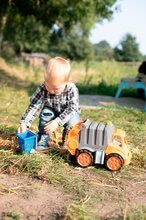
[105,153,124,171]
[68,153,76,166]
[76,149,93,168]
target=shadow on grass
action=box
[0,127,17,151]
[0,66,140,98]
[0,69,27,89]
[77,81,139,98]
[0,124,68,163]
[0,68,38,96]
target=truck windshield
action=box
[113,135,122,146]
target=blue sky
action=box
[90,0,146,54]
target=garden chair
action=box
[115,77,146,110]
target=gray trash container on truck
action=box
[78,120,115,164]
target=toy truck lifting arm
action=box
[65,119,132,171]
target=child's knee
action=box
[67,113,81,129]
[39,107,55,122]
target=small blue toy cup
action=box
[17,130,38,155]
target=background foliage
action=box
[0,0,144,61]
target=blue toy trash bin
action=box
[17,130,38,154]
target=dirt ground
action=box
[0,171,146,220]
[94,176,146,219]
[0,174,69,220]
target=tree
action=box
[49,24,94,61]
[0,0,118,32]
[4,15,50,54]
[94,40,113,60]
[0,0,118,56]
[114,33,143,62]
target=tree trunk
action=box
[0,0,12,55]
[0,31,3,54]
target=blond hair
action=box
[44,57,71,83]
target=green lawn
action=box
[72,60,140,97]
[0,58,146,219]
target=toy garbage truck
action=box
[65,119,132,171]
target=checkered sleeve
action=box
[55,84,80,126]
[21,83,44,127]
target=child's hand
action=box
[18,123,27,133]
[44,120,59,134]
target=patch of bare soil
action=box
[0,124,145,219]
[95,177,146,219]
[73,168,146,219]
[0,168,146,219]
[0,174,70,220]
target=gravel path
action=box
[80,95,145,110]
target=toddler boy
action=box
[18,57,80,150]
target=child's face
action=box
[45,81,66,94]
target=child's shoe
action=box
[37,146,49,151]
[37,134,49,151]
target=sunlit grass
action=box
[0,58,145,219]
[0,57,145,170]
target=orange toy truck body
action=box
[65,120,131,171]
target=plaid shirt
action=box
[21,82,80,127]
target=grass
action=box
[126,206,146,220]
[72,60,140,97]
[0,150,88,197]
[0,57,146,219]
[1,211,22,220]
